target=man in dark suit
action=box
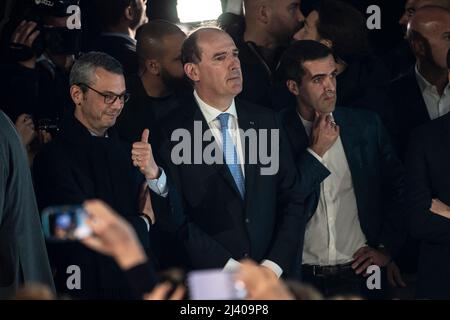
[406,48,450,299]
[115,20,187,144]
[388,6,450,159]
[149,27,306,278]
[33,52,163,299]
[278,40,405,298]
[233,0,305,110]
[89,0,148,75]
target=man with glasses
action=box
[33,52,164,299]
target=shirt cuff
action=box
[146,167,168,197]
[140,215,150,232]
[223,258,241,273]
[261,260,283,278]
[307,148,325,164]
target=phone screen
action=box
[187,269,246,300]
[41,205,92,241]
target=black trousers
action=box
[301,266,389,299]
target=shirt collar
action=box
[194,90,238,124]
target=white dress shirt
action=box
[194,91,283,278]
[194,90,245,175]
[299,114,367,266]
[415,65,450,120]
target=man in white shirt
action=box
[150,27,306,278]
[278,40,406,298]
[388,6,450,159]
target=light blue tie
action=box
[217,113,245,199]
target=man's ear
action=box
[124,5,133,21]
[409,38,425,57]
[70,84,84,106]
[286,80,300,96]
[184,63,200,82]
[320,38,333,49]
[257,4,270,24]
[145,59,161,76]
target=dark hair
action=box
[278,40,335,84]
[70,52,123,90]
[94,0,135,29]
[315,0,369,59]
[136,20,185,69]
[181,26,222,65]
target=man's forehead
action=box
[303,57,336,75]
[198,32,237,55]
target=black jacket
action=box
[279,107,406,260]
[387,67,430,160]
[156,93,307,276]
[406,112,450,299]
[33,114,152,299]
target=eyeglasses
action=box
[77,83,130,105]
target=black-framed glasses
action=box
[77,83,130,105]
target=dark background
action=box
[0,0,406,61]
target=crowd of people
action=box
[1,0,450,300]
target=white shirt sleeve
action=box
[146,167,169,198]
[261,259,283,278]
[307,147,325,164]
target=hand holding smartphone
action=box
[41,205,92,241]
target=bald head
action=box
[137,21,185,58]
[399,0,450,26]
[181,27,229,65]
[407,6,450,69]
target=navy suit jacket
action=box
[155,93,306,276]
[388,67,430,159]
[279,107,406,259]
[406,112,450,299]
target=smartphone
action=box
[41,205,92,241]
[187,269,247,300]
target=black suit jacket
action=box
[388,67,430,159]
[33,114,151,299]
[406,112,450,299]
[279,107,406,259]
[156,94,306,276]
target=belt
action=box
[302,263,354,277]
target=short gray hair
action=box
[70,52,124,91]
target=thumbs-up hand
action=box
[132,129,160,180]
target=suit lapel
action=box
[333,109,366,189]
[282,107,310,155]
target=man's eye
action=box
[313,78,322,84]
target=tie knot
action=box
[217,113,230,130]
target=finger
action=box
[131,148,150,155]
[141,129,149,143]
[352,251,372,269]
[11,20,27,43]
[80,236,105,253]
[353,246,369,259]
[26,29,40,47]
[169,285,186,300]
[18,22,37,44]
[355,259,373,275]
[144,282,171,300]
